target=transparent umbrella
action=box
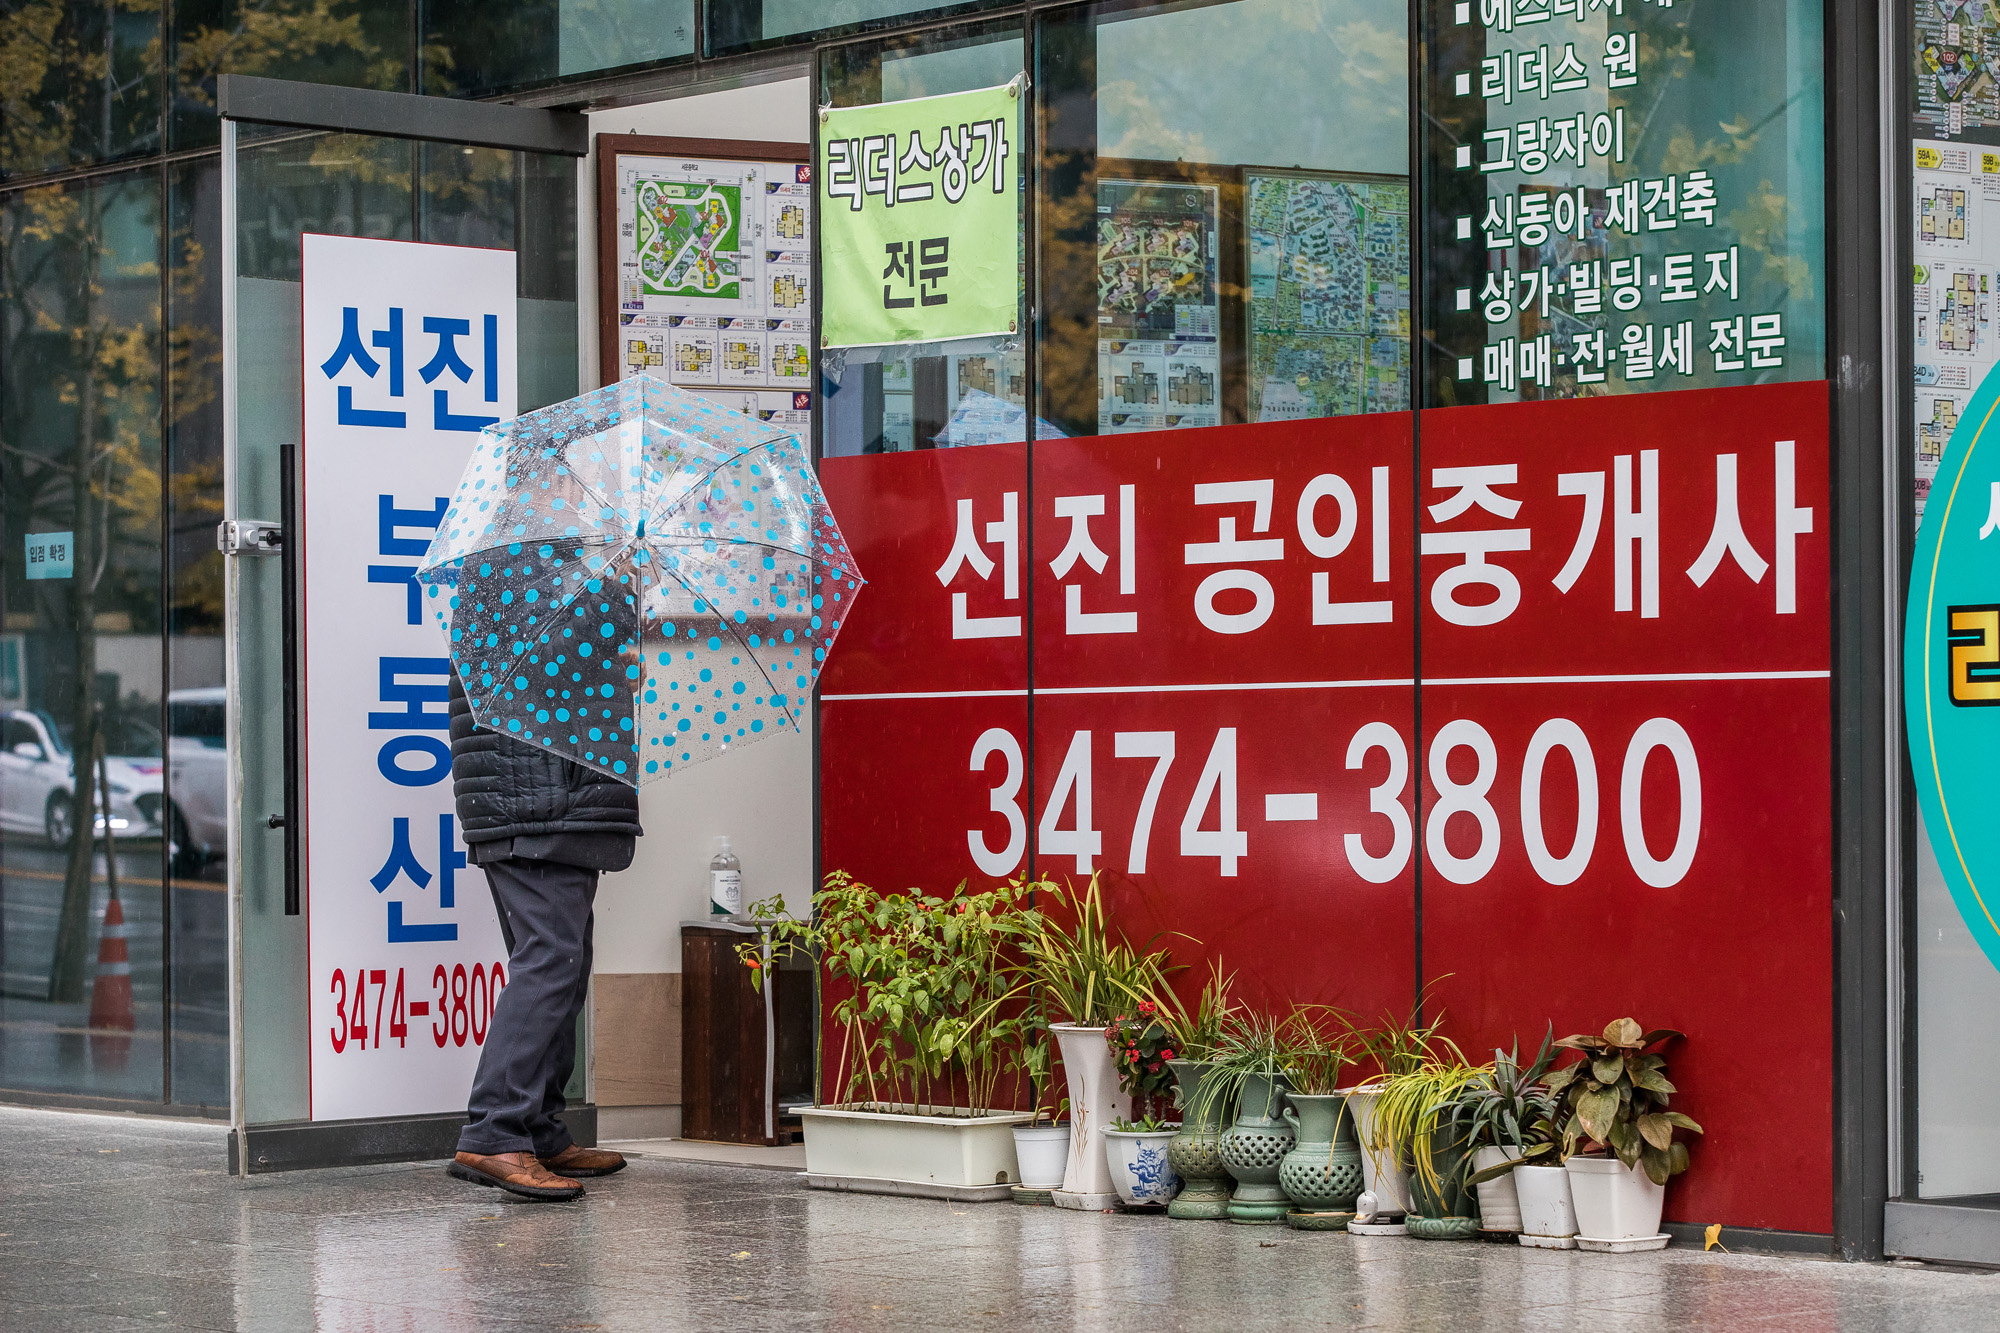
[416,374,863,784]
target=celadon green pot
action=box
[1278,1093,1364,1221]
[1406,1125,1481,1240]
[1218,1070,1294,1225]
[1166,1060,1231,1220]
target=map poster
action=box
[602,138,814,427]
[1912,138,2000,516]
[1916,2,2000,145]
[820,80,1024,347]
[1244,169,1410,421]
[1096,176,1223,434]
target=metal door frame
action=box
[218,77,585,1172]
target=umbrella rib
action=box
[655,563,805,735]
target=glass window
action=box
[1421,0,1825,406]
[0,0,163,177]
[709,0,1009,58]
[0,169,166,1104]
[422,0,695,97]
[820,23,1030,457]
[1036,0,1413,439]
[170,0,413,152]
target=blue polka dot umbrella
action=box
[416,374,863,785]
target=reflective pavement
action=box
[7,1104,2000,1331]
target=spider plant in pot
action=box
[1547,1018,1703,1246]
[1202,1009,1295,1224]
[1446,1029,1558,1234]
[1370,1042,1488,1240]
[1025,875,1173,1207]
[1275,1008,1365,1228]
[1122,961,1237,1219]
[1341,1002,1450,1217]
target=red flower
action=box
[1161,1049,1176,1061]
[1128,1051,1140,1064]
[1147,1061,1161,1073]
[1138,1000,1155,1016]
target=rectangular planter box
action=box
[799,1104,1033,1202]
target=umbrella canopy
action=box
[416,374,863,785]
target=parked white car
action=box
[0,708,165,846]
[167,687,228,868]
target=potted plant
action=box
[1446,1030,1557,1234]
[1204,1010,1294,1225]
[1341,1002,1449,1226]
[1104,1114,1180,1207]
[1008,1030,1071,1194]
[1276,1008,1364,1230]
[1128,961,1235,1219]
[742,872,1041,1201]
[1026,875,1172,1209]
[1100,1003,1182,1207]
[1547,1018,1704,1251]
[1505,1101,1580,1248]
[1370,1044,1488,1240]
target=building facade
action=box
[0,0,1968,1262]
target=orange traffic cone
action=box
[88,894,133,1070]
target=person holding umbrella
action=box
[443,671,640,1200]
[418,375,864,1201]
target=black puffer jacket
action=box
[448,674,642,848]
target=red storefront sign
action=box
[820,379,1831,1234]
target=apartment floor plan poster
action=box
[1245,169,1410,421]
[1915,4,2000,143]
[1097,177,1221,433]
[1913,138,2000,518]
[615,152,814,405]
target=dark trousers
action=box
[457,857,596,1157]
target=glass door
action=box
[222,112,579,1138]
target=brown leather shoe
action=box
[448,1150,584,1200]
[538,1143,626,1178]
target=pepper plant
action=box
[1545,1017,1704,1186]
[741,871,1044,1115]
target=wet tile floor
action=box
[6,1104,2000,1331]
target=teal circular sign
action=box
[1908,360,2000,971]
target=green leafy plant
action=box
[1346,990,1451,1086]
[1193,1007,1287,1124]
[1111,1114,1172,1133]
[1453,1030,1564,1187]
[739,872,1042,1115]
[1120,958,1235,1062]
[1104,1004,1180,1119]
[1009,1027,1068,1124]
[1025,874,1173,1026]
[1366,1039,1486,1198]
[1545,1018,1703,1186]
[1278,1006,1356,1096]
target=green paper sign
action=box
[820,81,1021,348]
[1908,357,2000,972]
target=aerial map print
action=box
[1246,171,1410,419]
[635,179,742,301]
[1096,180,1219,339]
[1916,0,2000,144]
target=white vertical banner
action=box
[301,235,516,1121]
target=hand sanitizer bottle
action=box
[709,837,741,916]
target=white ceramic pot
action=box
[1565,1155,1666,1241]
[1051,1023,1133,1206]
[1339,1086,1411,1215]
[799,1104,1033,1201]
[1471,1145,1525,1231]
[1514,1163,1579,1240]
[1104,1127,1181,1207]
[1012,1124,1072,1189]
